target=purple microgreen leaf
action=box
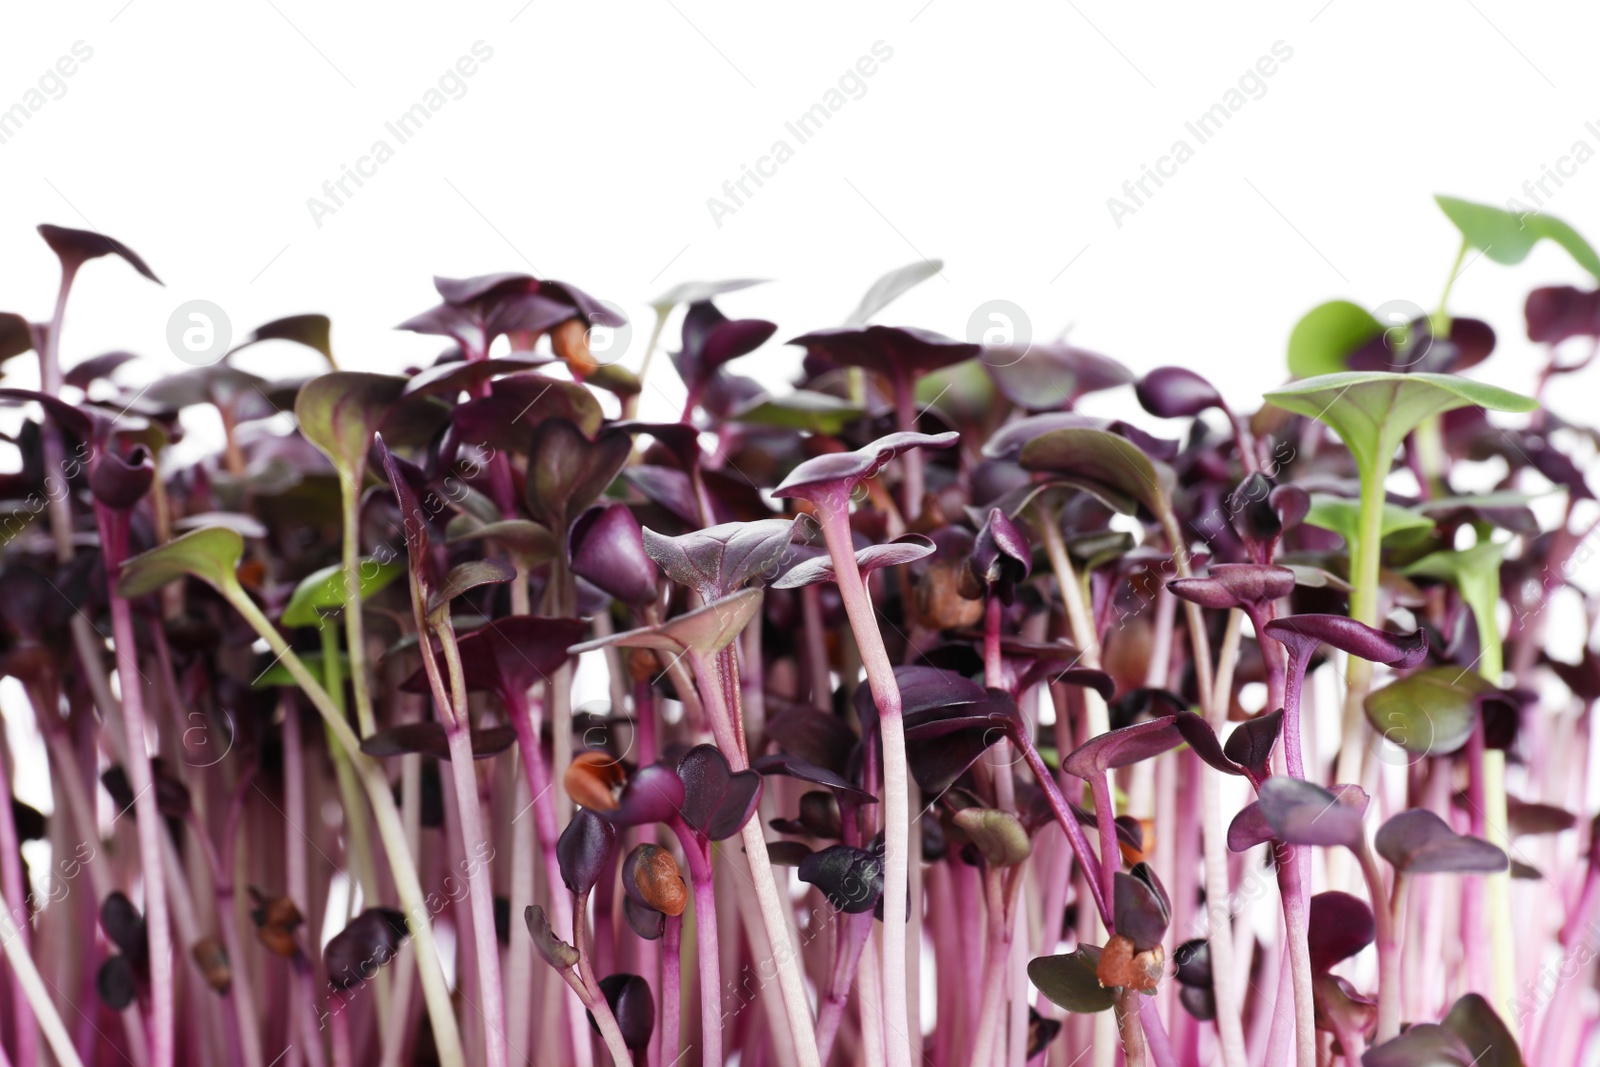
[1168,564,1297,610]
[1257,777,1367,849]
[1027,947,1116,1014]
[1307,891,1376,973]
[38,223,161,282]
[1113,866,1170,953]
[294,373,406,483]
[642,518,797,601]
[570,504,658,606]
[1063,716,1183,780]
[751,753,876,806]
[526,419,631,532]
[773,430,960,505]
[556,809,618,894]
[772,534,934,590]
[1135,366,1225,418]
[1440,992,1523,1067]
[1374,809,1508,874]
[676,744,762,841]
[590,974,655,1052]
[426,557,515,613]
[1221,709,1284,783]
[1265,614,1429,669]
[605,763,688,830]
[325,909,411,991]
[797,844,884,915]
[1361,1023,1476,1067]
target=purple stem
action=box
[95,503,174,1067]
[661,914,683,1067]
[0,716,33,1067]
[813,494,913,1066]
[502,684,592,1066]
[815,911,874,1065]
[669,821,721,1067]
[1087,775,1121,925]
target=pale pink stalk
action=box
[814,498,914,1066]
[96,505,174,1067]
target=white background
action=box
[0,0,1597,423]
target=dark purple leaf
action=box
[325,909,411,991]
[752,753,876,806]
[1526,285,1600,345]
[1135,366,1224,418]
[1222,710,1284,783]
[606,763,688,829]
[643,518,797,600]
[674,301,777,395]
[1172,939,1211,988]
[39,223,161,282]
[1168,564,1296,610]
[1308,891,1375,973]
[101,892,146,962]
[1114,867,1170,952]
[557,810,618,894]
[526,419,631,531]
[97,956,138,1010]
[570,504,658,606]
[1374,810,1507,874]
[985,343,1132,410]
[403,356,553,398]
[1441,992,1523,1067]
[1257,777,1366,849]
[773,431,960,505]
[590,974,655,1051]
[449,616,587,697]
[1174,713,1247,779]
[677,745,762,841]
[765,706,859,776]
[89,446,154,511]
[789,325,978,381]
[798,844,883,915]
[1228,802,1275,852]
[1361,1024,1475,1067]
[623,896,664,941]
[772,534,934,590]
[970,507,1031,602]
[1264,614,1429,669]
[1063,716,1183,780]
[65,351,138,389]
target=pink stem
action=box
[661,914,683,1067]
[96,504,174,1067]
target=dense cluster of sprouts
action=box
[0,194,1594,1067]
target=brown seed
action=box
[917,561,986,630]
[551,318,598,379]
[191,936,232,994]
[564,750,625,813]
[249,893,304,959]
[1096,934,1164,993]
[632,844,688,917]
